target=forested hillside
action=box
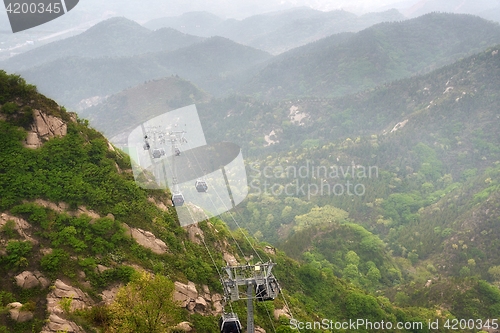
[0,71,462,332]
[2,6,500,333]
[241,13,500,99]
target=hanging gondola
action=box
[175,148,181,156]
[219,313,242,333]
[152,148,165,159]
[143,142,150,150]
[195,179,208,192]
[255,280,280,302]
[171,193,185,206]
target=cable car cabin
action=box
[171,193,185,207]
[255,281,279,302]
[219,313,242,333]
[152,148,165,159]
[175,148,181,156]
[195,180,208,192]
[143,142,150,150]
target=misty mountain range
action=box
[2,2,500,332]
[2,11,500,112]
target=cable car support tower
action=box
[220,261,280,333]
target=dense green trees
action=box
[108,271,180,332]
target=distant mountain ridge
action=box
[144,8,405,54]
[1,17,205,72]
[18,36,272,108]
[241,12,500,99]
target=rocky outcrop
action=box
[15,270,50,289]
[174,281,223,316]
[390,119,409,133]
[148,197,169,211]
[173,321,193,332]
[274,306,291,320]
[41,280,93,333]
[41,314,85,333]
[122,224,168,254]
[25,110,67,149]
[31,200,100,220]
[100,284,121,305]
[264,246,276,255]
[8,302,33,323]
[186,224,204,245]
[0,212,37,244]
[223,252,238,266]
[47,280,93,314]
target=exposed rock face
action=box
[264,246,276,255]
[122,224,168,254]
[41,280,93,332]
[15,270,50,289]
[41,314,85,333]
[47,280,93,314]
[100,284,121,305]
[186,224,204,245]
[223,252,238,266]
[8,302,34,323]
[174,281,223,316]
[173,321,193,332]
[148,197,169,211]
[274,306,291,320]
[0,212,37,244]
[25,110,67,149]
[390,119,409,133]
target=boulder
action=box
[274,306,291,320]
[41,281,91,332]
[15,270,50,289]
[173,322,193,332]
[8,302,33,323]
[122,225,168,254]
[186,224,204,245]
[25,110,67,149]
[41,314,83,333]
[193,296,207,313]
[173,281,223,316]
[0,213,37,244]
[46,280,93,315]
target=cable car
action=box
[171,193,185,206]
[175,148,181,156]
[143,142,150,150]
[195,179,208,192]
[255,281,279,302]
[219,313,242,333]
[152,148,165,159]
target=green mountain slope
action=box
[204,45,500,320]
[79,76,211,139]
[1,17,205,72]
[0,71,456,333]
[241,13,500,99]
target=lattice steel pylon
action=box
[221,261,280,333]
